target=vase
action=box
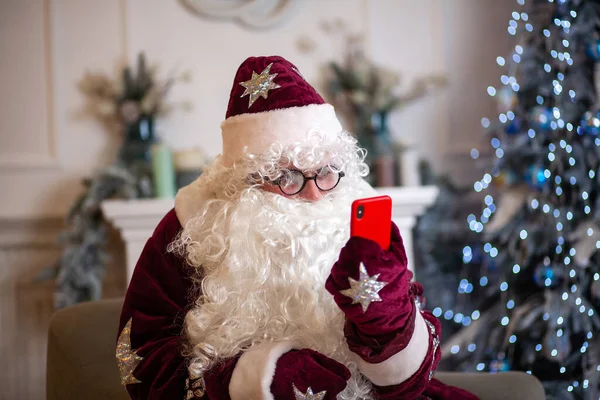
[117,116,157,198]
[120,116,156,165]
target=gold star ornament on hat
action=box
[239,62,281,108]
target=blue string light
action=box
[442,6,600,390]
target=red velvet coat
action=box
[117,209,478,400]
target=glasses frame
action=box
[272,169,345,196]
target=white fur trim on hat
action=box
[221,103,343,167]
[229,341,298,400]
[353,311,430,387]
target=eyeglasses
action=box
[271,167,345,195]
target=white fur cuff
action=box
[354,311,430,387]
[229,341,297,400]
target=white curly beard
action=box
[177,175,378,399]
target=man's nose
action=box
[298,179,323,202]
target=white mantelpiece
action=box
[102,186,439,284]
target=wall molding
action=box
[0,154,61,170]
[0,0,60,171]
[0,216,63,249]
[44,0,58,166]
[179,0,302,30]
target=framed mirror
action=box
[180,0,302,30]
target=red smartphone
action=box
[350,195,392,250]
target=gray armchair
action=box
[46,299,545,400]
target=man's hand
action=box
[270,349,351,400]
[326,222,416,356]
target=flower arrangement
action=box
[78,52,192,136]
[325,30,447,146]
[49,54,192,308]
[303,20,447,186]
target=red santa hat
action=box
[220,55,343,166]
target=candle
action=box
[151,143,177,198]
[400,147,421,187]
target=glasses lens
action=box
[279,170,305,194]
[315,167,341,191]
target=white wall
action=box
[0,0,124,220]
[440,0,515,183]
[0,0,514,219]
[368,0,448,169]
[368,0,514,185]
[124,0,368,153]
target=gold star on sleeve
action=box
[340,262,388,313]
[116,318,143,386]
[293,383,327,400]
[239,62,281,108]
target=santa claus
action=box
[116,56,478,400]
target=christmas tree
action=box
[413,177,485,343]
[429,1,600,398]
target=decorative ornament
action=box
[579,110,600,136]
[180,0,301,30]
[534,258,561,288]
[185,375,206,399]
[555,0,571,19]
[489,353,511,373]
[531,106,553,131]
[543,329,571,362]
[425,319,440,380]
[586,37,600,61]
[572,222,600,266]
[591,280,600,302]
[484,186,528,235]
[497,86,518,114]
[469,244,484,264]
[293,383,327,400]
[340,262,388,313]
[494,170,518,188]
[504,117,521,135]
[484,253,498,271]
[116,318,143,386]
[523,165,547,190]
[239,62,281,108]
